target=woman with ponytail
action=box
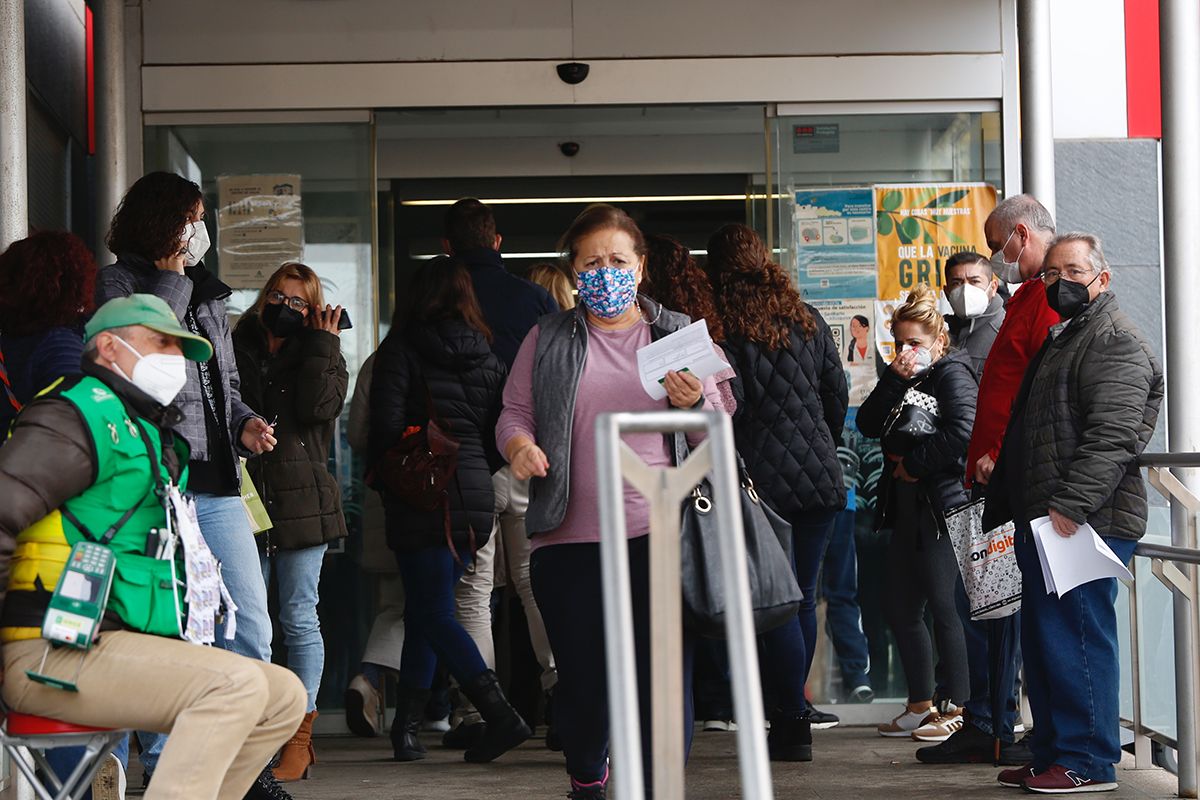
[707,224,848,761]
[856,284,975,743]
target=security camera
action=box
[559,141,581,158]
[556,62,590,85]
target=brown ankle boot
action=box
[273,710,318,782]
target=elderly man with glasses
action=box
[983,233,1163,794]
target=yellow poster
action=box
[874,183,997,301]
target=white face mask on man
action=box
[182,221,210,267]
[988,229,1025,284]
[945,283,991,319]
[111,336,188,406]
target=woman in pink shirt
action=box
[497,205,719,800]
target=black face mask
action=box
[261,302,306,338]
[1046,273,1100,319]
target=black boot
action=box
[460,670,532,763]
[391,688,430,762]
[767,713,813,762]
[243,766,294,800]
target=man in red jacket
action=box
[918,193,1058,766]
[968,194,1060,487]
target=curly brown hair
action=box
[707,223,815,350]
[641,234,724,342]
[0,231,96,336]
[105,171,203,261]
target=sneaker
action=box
[701,719,738,732]
[912,706,964,742]
[998,764,1040,788]
[344,674,383,738]
[422,715,451,733]
[998,735,1034,766]
[568,767,609,800]
[1014,722,1027,734]
[849,685,875,703]
[916,721,995,764]
[92,753,127,800]
[1022,764,1117,794]
[803,700,839,730]
[877,707,937,738]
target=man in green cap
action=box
[0,294,303,800]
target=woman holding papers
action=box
[856,284,975,743]
[496,204,720,800]
[706,223,849,757]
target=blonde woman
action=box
[526,262,576,310]
[856,284,975,743]
[232,262,350,780]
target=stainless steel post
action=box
[0,0,28,252]
[1160,0,1200,794]
[94,0,129,261]
[1017,0,1056,216]
[595,414,645,800]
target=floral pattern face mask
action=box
[576,266,638,319]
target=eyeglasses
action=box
[266,290,310,313]
[1041,267,1096,284]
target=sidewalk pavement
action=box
[280,726,1178,799]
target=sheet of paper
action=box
[1031,516,1133,597]
[635,319,730,400]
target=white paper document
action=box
[1030,516,1134,596]
[635,319,730,400]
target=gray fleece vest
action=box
[525,296,692,536]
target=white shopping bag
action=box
[944,499,1021,620]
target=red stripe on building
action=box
[86,5,95,155]
[1124,0,1162,139]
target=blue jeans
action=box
[261,544,328,712]
[395,546,488,689]
[791,509,838,681]
[1015,525,1137,782]
[141,492,274,774]
[957,577,1022,741]
[44,736,130,800]
[821,508,871,689]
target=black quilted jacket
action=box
[857,348,977,532]
[726,307,848,518]
[369,319,506,554]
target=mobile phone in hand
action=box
[337,310,353,330]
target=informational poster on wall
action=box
[791,187,878,300]
[216,174,304,289]
[810,298,878,407]
[873,182,997,362]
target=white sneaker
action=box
[422,715,452,732]
[877,707,937,738]
[912,707,965,742]
[1014,721,1027,735]
[701,719,738,732]
[92,753,126,800]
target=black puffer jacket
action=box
[985,291,1163,540]
[369,320,506,554]
[233,314,349,551]
[726,307,848,518]
[857,348,977,532]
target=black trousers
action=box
[883,483,969,706]
[531,535,695,789]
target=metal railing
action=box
[1130,453,1200,798]
[595,411,772,800]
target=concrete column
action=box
[1017,0,1056,216]
[0,0,28,252]
[94,0,128,260]
[1160,0,1200,795]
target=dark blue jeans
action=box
[531,535,695,788]
[1014,525,1136,782]
[821,508,871,689]
[395,546,488,689]
[957,577,1022,741]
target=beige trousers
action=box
[3,631,305,800]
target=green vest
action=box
[1,375,190,642]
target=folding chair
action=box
[0,705,127,800]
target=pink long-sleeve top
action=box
[496,319,722,551]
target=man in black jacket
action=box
[438,199,560,744]
[987,233,1163,794]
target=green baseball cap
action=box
[85,294,214,362]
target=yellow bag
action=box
[239,459,273,534]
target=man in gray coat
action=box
[986,233,1163,794]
